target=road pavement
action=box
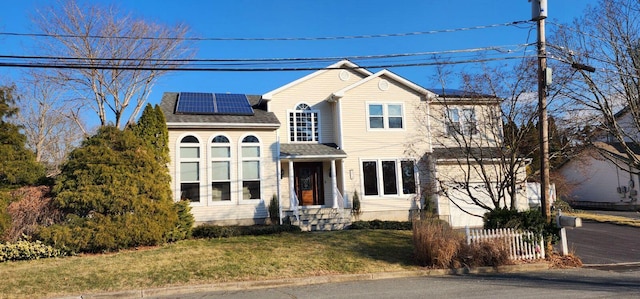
[151,268,640,299]
[564,220,640,265]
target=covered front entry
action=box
[279,143,348,211]
[294,162,324,206]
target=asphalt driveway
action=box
[565,220,640,265]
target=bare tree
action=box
[14,71,85,176]
[407,60,539,219]
[32,0,194,129]
[550,0,640,171]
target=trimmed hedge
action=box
[0,240,65,262]
[192,224,301,239]
[348,220,413,230]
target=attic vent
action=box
[339,70,351,81]
[378,79,389,91]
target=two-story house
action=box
[160,60,528,229]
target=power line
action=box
[0,44,534,63]
[0,56,535,72]
[0,20,532,42]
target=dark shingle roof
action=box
[428,88,496,98]
[160,92,280,129]
[432,147,505,160]
[594,142,640,163]
[280,143,347,159]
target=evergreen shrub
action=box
[348,219,413,230]
[192,224,301,239]
[484,207,559,243]
[37,127,179,253]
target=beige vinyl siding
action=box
[338,76,429,213]
[429,102,503,149]
[168,128,278,224]
[269,68,367,144]
[435,161,529,226]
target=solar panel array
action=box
[214,93,255,115]
[175,92,254,116]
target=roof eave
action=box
[167,122,280,129]
[280,154,348,160]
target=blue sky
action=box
[1,0,597,108]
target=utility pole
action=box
[532,0,551,221]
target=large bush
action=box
[484,208,558,243]
[0,191,10,239]
[37,126,180,253]
[0,84,45,188]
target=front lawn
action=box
[0,230,417,298]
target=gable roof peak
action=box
[332,69,435,99]
[262,60,372,100]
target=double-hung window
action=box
[446,107,477,136]
[211,135,231,202]
[241,135,261,200]
[362,159,416,196]
[289,103,319,142]
[179,135,200,202]
[462,108,478,135]
[368,103,404,129]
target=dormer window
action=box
[289,103,319,142]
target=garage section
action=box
[443,182,497,228]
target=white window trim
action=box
[366,102,406,131]
[238,134,263,203]
[208,134,234,205]
[445,107,478,136]
[359,158,416,198]
[176,133,206,206]
[287,102,321,143]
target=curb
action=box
[64,263,549,299]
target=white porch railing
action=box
[465,227,545,260]
[334,186,344,210]
[291,193,300,222]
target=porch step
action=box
[286,208,352,232]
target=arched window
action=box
[211,135,231,201]
[241,135,261,200]
[179,135,200,202]
[289,103,319,142]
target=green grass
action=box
[567,211,640,227]
[0,230,418,298]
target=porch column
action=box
[331,159,338,208]
[288,160,295,208]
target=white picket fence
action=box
[465,227,545,260]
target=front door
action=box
[294,162,324,206]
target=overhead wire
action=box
[0,19,537,71]
[0,20,532,41]
[0,56,536,71]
